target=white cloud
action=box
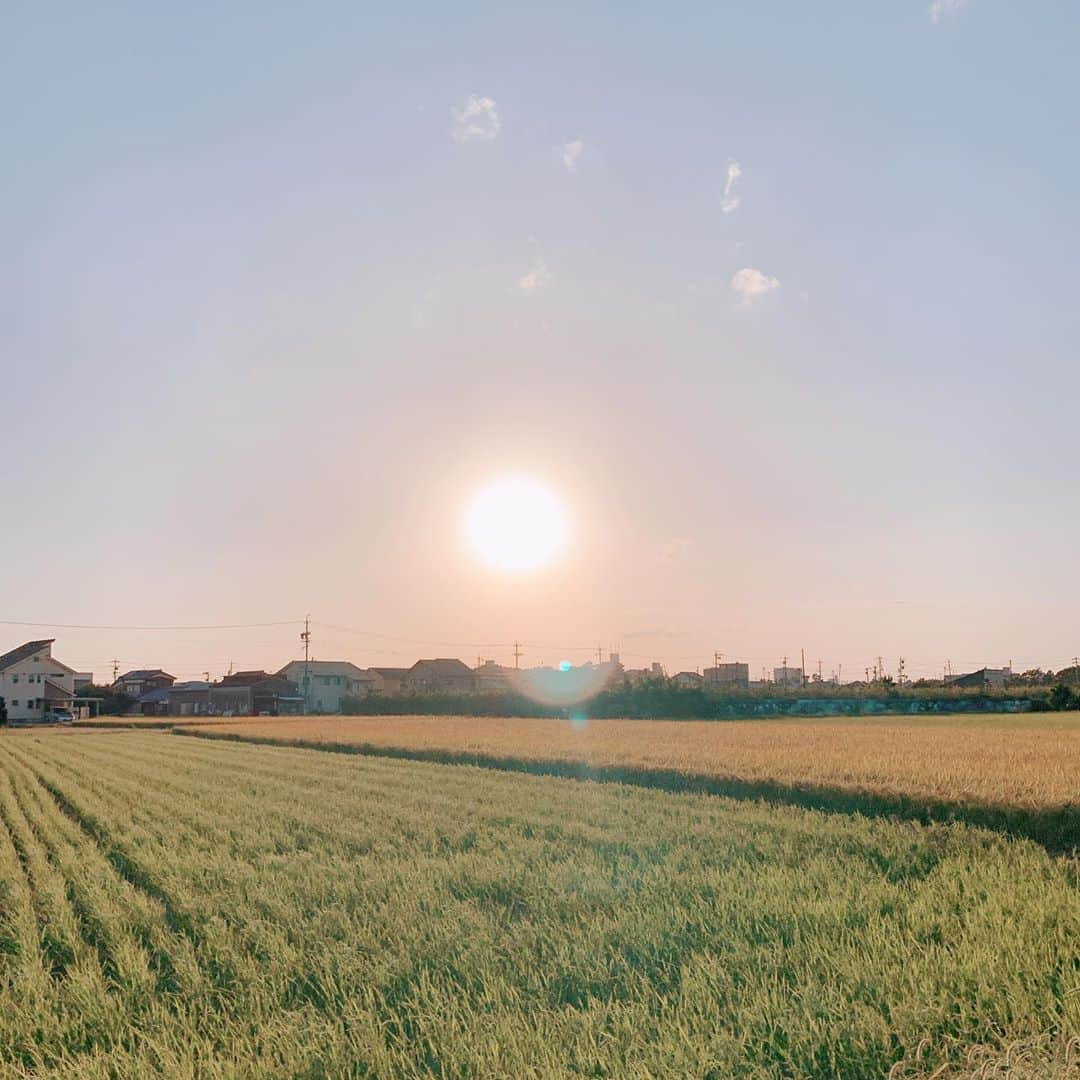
[929,0,970,24]
[731,267,780,305]
[560,137,585,173]
[451,95,500,142]
[518,258,550,295]
[721,160,742,214]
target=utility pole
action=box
[1073,657,1079,688]
[513,641,523,670]
[898,657,906,687]
[800,648,806,687]
[817,658,823,683]
[111,659,119,684]
[596,645,603,665]
[301,615,312,712]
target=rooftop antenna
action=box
[513,641,523,669]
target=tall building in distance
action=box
[704,662,750,689]
[773,666,803,689]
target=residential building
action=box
[368,667,409,694]
[773,666,804,689]
[115,669,175,699]
[405,658,475,694]
[474,660,519,694]
[166,682,254,717]
[703,662,750,689]
[136,687,172,716]
[946,667,1012,690]
[0,639,80,723]
[220,670,303,715]
[671,671,703,689]
[74,672,93,691]
[276,661,377,712]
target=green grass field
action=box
[0,731,1077,1078]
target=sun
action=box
[466,476,568,571]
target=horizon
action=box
[0,618,1066,687]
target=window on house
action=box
[11,700,18,707]
[11,675,18,683]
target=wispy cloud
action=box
[518,257,550,295]
[721,161,742,214]
[560,137,585,173]
[451,95,500,142]
[929,0,970,24]
[731,267,780,305]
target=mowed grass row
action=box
[0,733,1077,1078]
[179,714,1080,850]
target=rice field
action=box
[0,731,1078,1078]
[179,714,1080,851]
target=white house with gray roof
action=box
[0,640,80,722]
[276,660,377,713]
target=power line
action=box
[0,619,303,632]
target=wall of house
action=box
[279,664,375,712]
[0,645,75,722]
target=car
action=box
[45,709,75,724]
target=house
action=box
[136,686,172,716]
[276,660,377,713]
[115,669,175,699]
[405,658,475,694]
[368,667,409,695]
[671,671,703,689]
[166,681,254,717]
[947,667,1011,690]
[220,670,303,715]
[0,640,81,723]
[474,660,519,694]
[704,662,750,689]
[624,662,665,686]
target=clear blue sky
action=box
[3,2,1079,681]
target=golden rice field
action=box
[0,730,1078,1078]
[179,714,1080,850]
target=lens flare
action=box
[516,662,614,708]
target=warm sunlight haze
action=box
[3,4,1079,1077]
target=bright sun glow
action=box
[466,477,568,571]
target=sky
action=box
[3,1,1080,683]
